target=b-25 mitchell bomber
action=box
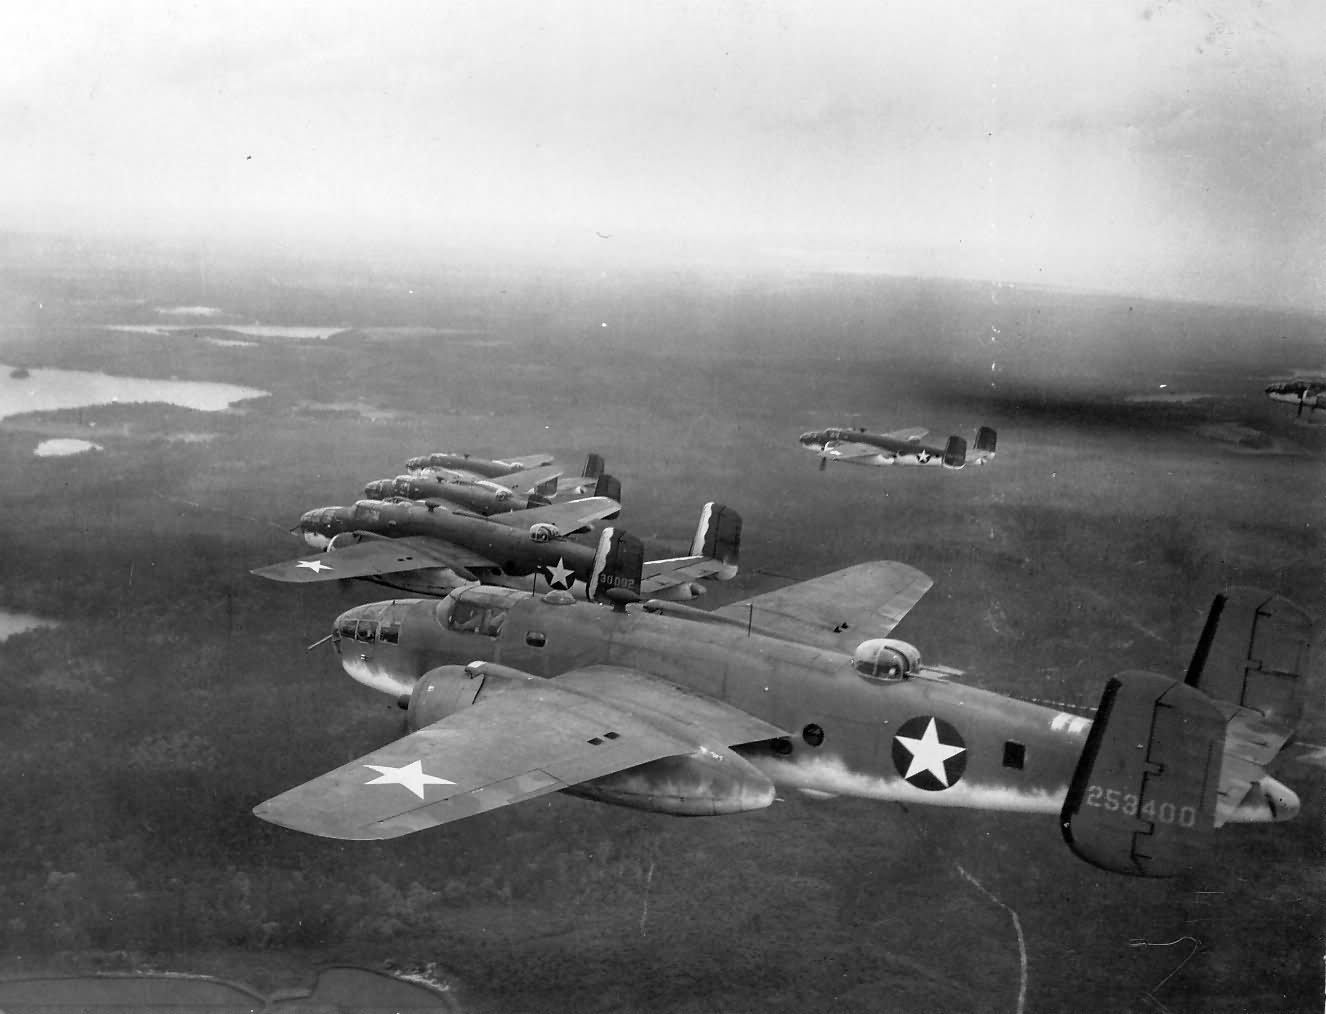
[256,568,1316,878]
[800,425,997,470]
[404,450,554,477]
[253,498,740,602]
[1265,378,1324,418]
[362,468,622,519]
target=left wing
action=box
[488,496,621,533]
[254,664,786,840]
[251,535,498,584]
[712,561,932,651]
[820,439,887,462]
[483,464,563,494]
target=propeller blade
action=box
[818,456,827,473]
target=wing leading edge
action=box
[255,664,787,840]
[713,561,932,651]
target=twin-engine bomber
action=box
[255,564,1316,877]
[800,425,997,470]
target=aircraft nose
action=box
[363,479,391,499]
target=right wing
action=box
[881,427,928,442]
[482,464,563,494]
[251,535,498,584]
[712,561,933,651]
[488,496,621,533]
[254,664,786,840]
[500,453,555,470]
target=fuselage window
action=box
[448,600,507,637]
[337,619,357,640]
[1002,741,1026,770]
[802,724,825,748]
[379,620,401,644]
[355,619,377,642]
[525,631,547,648]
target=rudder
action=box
[588,527,643,603]
[942,435,966,469]
[689,502,741,579]
[594,473,623,516]
[1061,670,1224,877]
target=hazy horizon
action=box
[3,2,1325,312]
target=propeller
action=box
[819,456,827,473]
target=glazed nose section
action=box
[292,509,320,535]
[406,455,428,470]
[363,479,392,499]
[798,431,821,448]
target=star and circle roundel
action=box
[891,716,967,791]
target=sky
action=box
[2,1,1325,310]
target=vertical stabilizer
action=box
[588,527,643,602]
[1184,587,1315,727]
[942,435,966,469]
[689,502,741,578]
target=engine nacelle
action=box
[643,581,708,602]
[852,638,922,681]
[529,522,561,543]
[406,661,539,731]
[568,745,775,815]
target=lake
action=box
[0,610,56,641]
[0,363,268,421]
[34,438,103,457]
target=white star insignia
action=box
[916,450,932,463]
[363,760,455,799]
[295,559,334,573]
[546,556,574,589]
[894,718,966,787]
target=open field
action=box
[0,238,1322,1013]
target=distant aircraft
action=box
[252,498,739,602]
[255,571,1316,878]
[1265,379,1324,418]
[800,425,996,471]
[362,468,622,519]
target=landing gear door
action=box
[1061,670,1223,877]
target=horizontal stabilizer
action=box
[1062,670,1224,877]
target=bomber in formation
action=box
[255,439,1319,878]
[799,424,997,470]
[1265,377,1325,418]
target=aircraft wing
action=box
[503,453,555,470]
[488,496,620,533]
[881,427,928,442]
[712,561,933,651]
[1212,704,1296,827]
[820,440,885,461]
[485,464,563,494]
[254,665,787,840]
[251,535,498,584]
[640,555,730,596]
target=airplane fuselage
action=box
[1265,380,1323,415]
[404,453,548,477]
[361,475,542,516]
[333,588,1098,815]
[799,428,949,466]
[298,500,599,591]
